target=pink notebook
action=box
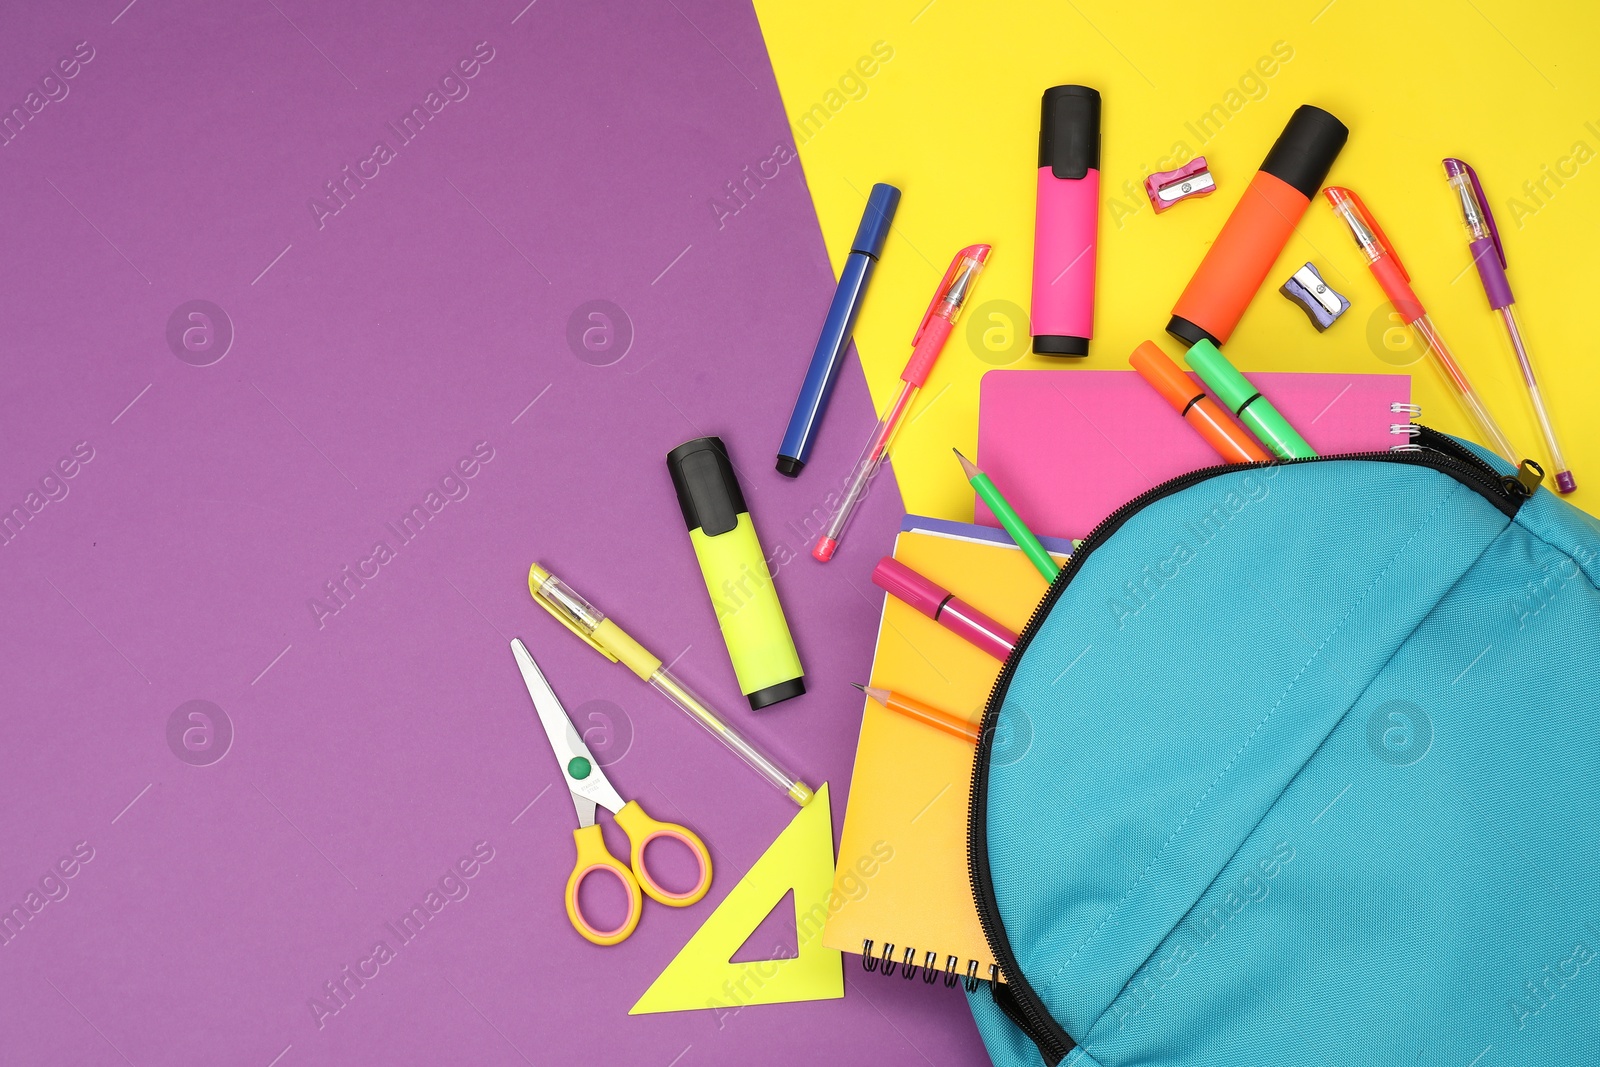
[975,369,1413,542]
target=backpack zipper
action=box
[965,430,1540,1064]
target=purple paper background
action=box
[0,1,987,1063]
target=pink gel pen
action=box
[813,245,989,562]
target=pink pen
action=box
[813,245,990,562]
[871,557,1017,660]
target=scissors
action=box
[512,638,713,945]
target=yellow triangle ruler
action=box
[631,783,842,1014]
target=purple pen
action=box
[1443,158,1575,493]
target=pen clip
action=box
[912,245,989,346]
[1331,187,1408,284]
[1446,158,1506,269]
[528,569,619,663]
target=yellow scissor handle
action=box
[614,800,713,907]
[565,823,642,946]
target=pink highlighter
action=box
[1031,85,1101,357]
[872,557,1017,660]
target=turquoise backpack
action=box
[963,429,1600,1065]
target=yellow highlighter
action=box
[666,437,805,710]
[528,562,814,807]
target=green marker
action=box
[954,449,1061,582]
[1184,338,1316,460]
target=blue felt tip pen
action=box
[776,182,901,477]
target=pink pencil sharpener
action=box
[1144,158,1216,213]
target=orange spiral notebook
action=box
[823,517,1071,984]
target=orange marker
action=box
[1167,105,1348,347]
[1129,341,1270,464]
[853,683,979,744]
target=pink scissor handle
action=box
[614,800,713,907]
[565,824,643,946]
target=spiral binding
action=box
[860,939,997,992]
[1390,402,1423,452]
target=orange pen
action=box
[1129,341,1270,464]
[854,683,980,744]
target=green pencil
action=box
[953,448,1061,581]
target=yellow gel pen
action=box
[528,562,814,807]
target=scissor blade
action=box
[510,639,624,822]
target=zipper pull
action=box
[1503,459,1545,499]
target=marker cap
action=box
[1183,339,1255,413]
[1260,105,1348,200]
[871,557,947,619]
[850,183,902,259]
[1185,339,1314,459]
[1039,85,1101,180]
[667,436,745,536]
[1129,340,1201,411]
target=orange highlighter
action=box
[1167,105,1348,347]
[854,683,979,744]
[1130,341,1270,464]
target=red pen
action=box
[1325,187,1520,465]
[871,557,1017,660]
[813,245,990,562]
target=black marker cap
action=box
[1259,105,1348,201]
[1166,314,1221,349]
[666,437,745,537]
[1039,85,1101,180]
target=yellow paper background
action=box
[753,0,1599,519]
